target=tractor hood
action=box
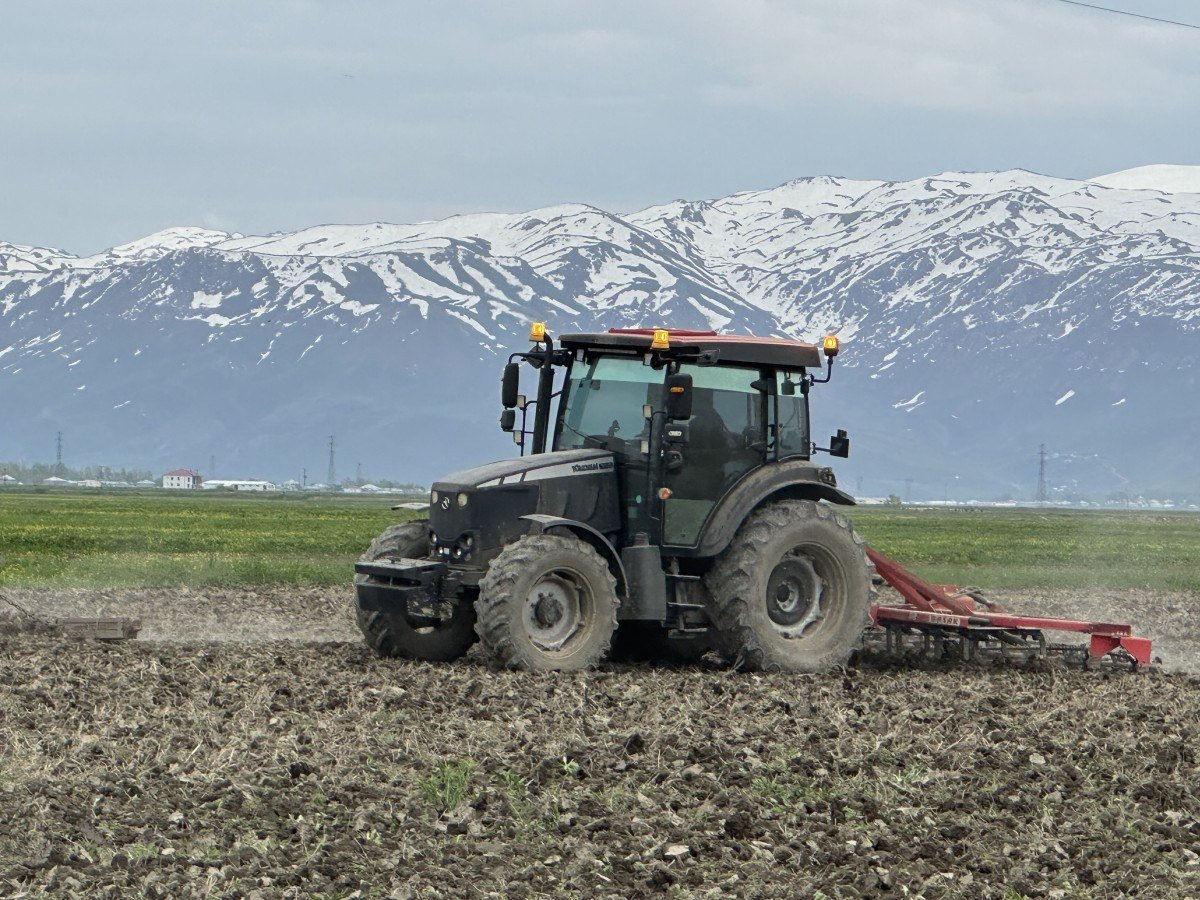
[428,449,623,564]
[433,449,615,491]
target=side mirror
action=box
[500,408,516,432]
[665,373,693,421]
[829,429,850,458]
[501,363,520,409]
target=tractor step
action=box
[667,601,705,612]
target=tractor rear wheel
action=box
[356,521,478,661]
[705,499,874,673]
[475,533,618,671]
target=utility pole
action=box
[302,467,308,488]
[356,462,362,485]
[1036,444,1047,504]
[904,478,913,504]
[327,436,336,486]
[55,431,65,476]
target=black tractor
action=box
[354,325,873,672]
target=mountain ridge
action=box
[2,166,1198,498]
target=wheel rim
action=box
[522,569,592,653]
[765,546,844,639]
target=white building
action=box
[163,468,203,489]
[202,479,280,492]
[0,474,19,486]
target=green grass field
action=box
[0,490,1197,591]
[847,505,1200,592]
[0,490,415,588]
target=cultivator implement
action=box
[0,593,140,641]
[863,549,1153,669]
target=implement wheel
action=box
[475,533,618,671]
[705,500,874,673]
[356,521,477,661]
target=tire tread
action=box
[475,532,618,671]
[705,500,877,672]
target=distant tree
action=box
[885,494,903,506]
[0,460,155,484]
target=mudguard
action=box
[686,460,856,558]
[519,514,629,595]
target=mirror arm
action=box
[810,356,835,385]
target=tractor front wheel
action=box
[705,499,874,673]
[475,533,619,671]
[356,521,478,661]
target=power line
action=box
[1046,0,1200,31]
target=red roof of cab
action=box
[562,327,825,369]
[608,328,719,337]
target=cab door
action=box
[555,355,665,542]
[660,364,767,547]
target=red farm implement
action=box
[865,548,1153,669]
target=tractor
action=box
[354,324,874,672]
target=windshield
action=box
[557,356,662,453]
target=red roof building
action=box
[162,468,203,489]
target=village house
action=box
[162,468,203,489]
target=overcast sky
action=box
[3,0,1198,253]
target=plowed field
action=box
[3,587,1200,898]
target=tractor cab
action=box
[356,324,869,674]
[503,327,851,549]
[557,330,841,545]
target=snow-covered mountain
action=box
[2,166,1198,499]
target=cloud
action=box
[668,0,1200,115]
[2,0,1198,251]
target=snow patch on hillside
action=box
[1091,165,1200,195]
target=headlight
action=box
[457,492,469,508]
[430,490,439,504]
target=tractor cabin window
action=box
[663,364,764,546]
[557,355,664,542]
[557,356,662,455]
[774,371,810,459]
